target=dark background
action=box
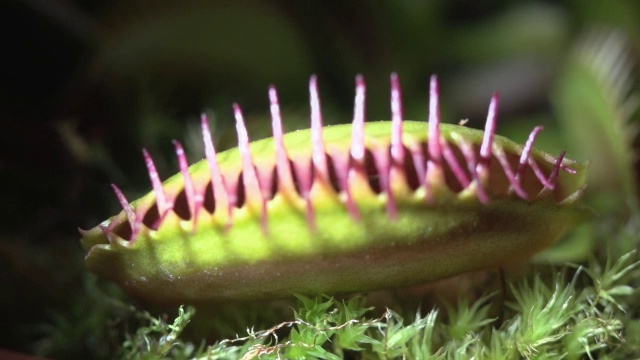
[1,0,639,358]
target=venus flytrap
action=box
[554,30,639,212]
[80,73,589,304]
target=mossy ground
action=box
[28,212,638,359]
[110,224,640,359]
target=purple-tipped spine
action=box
[105,73,578,243]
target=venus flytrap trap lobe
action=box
[80,73,589,304]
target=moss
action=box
[110,231,639,359]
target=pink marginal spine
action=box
[105,73,570,243]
